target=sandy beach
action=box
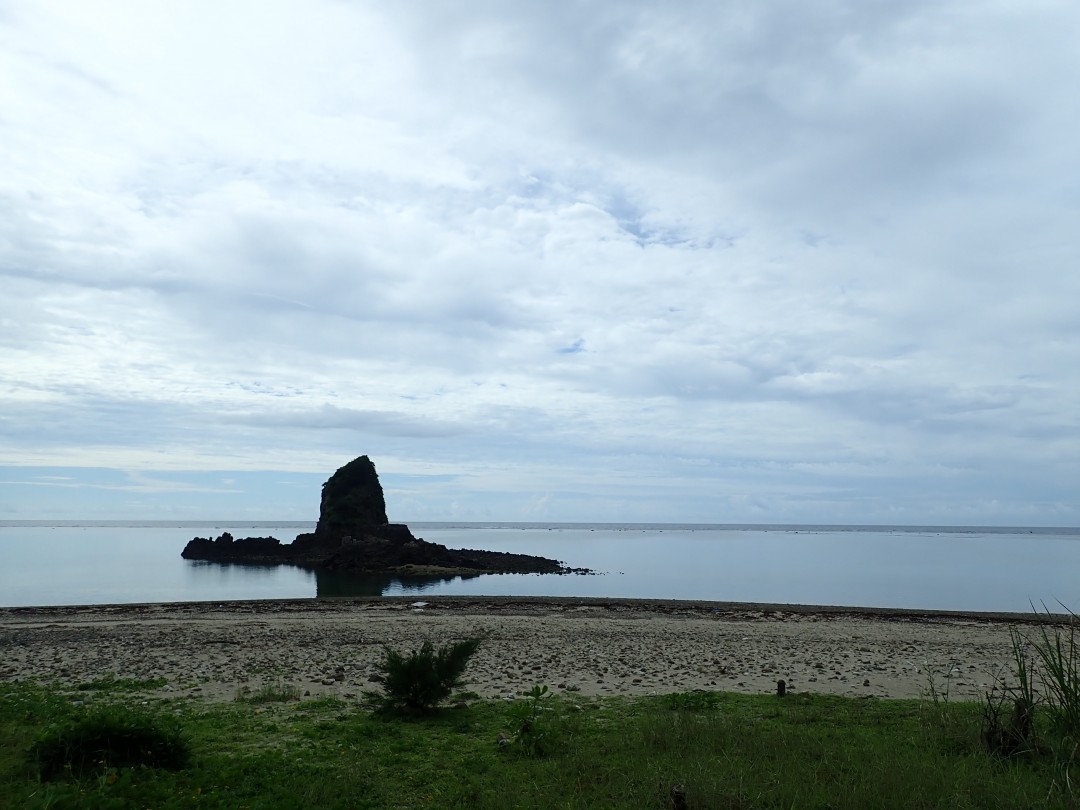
[0,597,1052,703]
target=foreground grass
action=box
[1,680,1076,809]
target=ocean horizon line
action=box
[1,520,1078,535]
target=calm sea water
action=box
[1,522,1078,613]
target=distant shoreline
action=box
[2,594,1070,624]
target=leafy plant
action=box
[505,684,554,757]
[369,637,482,713]
[29,705,190,780]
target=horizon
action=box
[3,519,1078,532]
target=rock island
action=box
[181,456,586,576]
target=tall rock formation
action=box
[317,455,388,536]
[181,455,586,576]
[291,455,394,552]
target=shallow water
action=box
[0,522,1077,612]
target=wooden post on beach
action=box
[776,679,786,697]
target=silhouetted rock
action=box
[181,534,287,562]
[292,455,389,553]
[181,455,587,576]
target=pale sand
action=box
[0,597,1056,703]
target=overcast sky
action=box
[2,1,1078,524]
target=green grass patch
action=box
[74,674,169,693]
[235,680,303,704]
[2,680,1077,808]
[30,703,191,780]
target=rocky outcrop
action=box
[180,533,287,561]
[291,455,389,554]
[181,455,585,576]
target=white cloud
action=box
[1,0,1078,523]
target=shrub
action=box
[29,705,191,780]
[370,638,482,713]
[504,684,553,757]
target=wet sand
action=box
[0,597,1053,703]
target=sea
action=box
[1,522,1078,614]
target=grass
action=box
[1029,606,1080,739]
[29,703,190,780]
[75,675,169,693]
[235,680,303,705]
[2,679,1078,809]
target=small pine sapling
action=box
[371,638,483,713]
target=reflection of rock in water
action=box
[187,560,314,580]
[315,570,481,598]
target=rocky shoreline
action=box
[181,529,589,577]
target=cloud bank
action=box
[2,1,1078,523]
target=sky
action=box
[1,1,1078,525]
